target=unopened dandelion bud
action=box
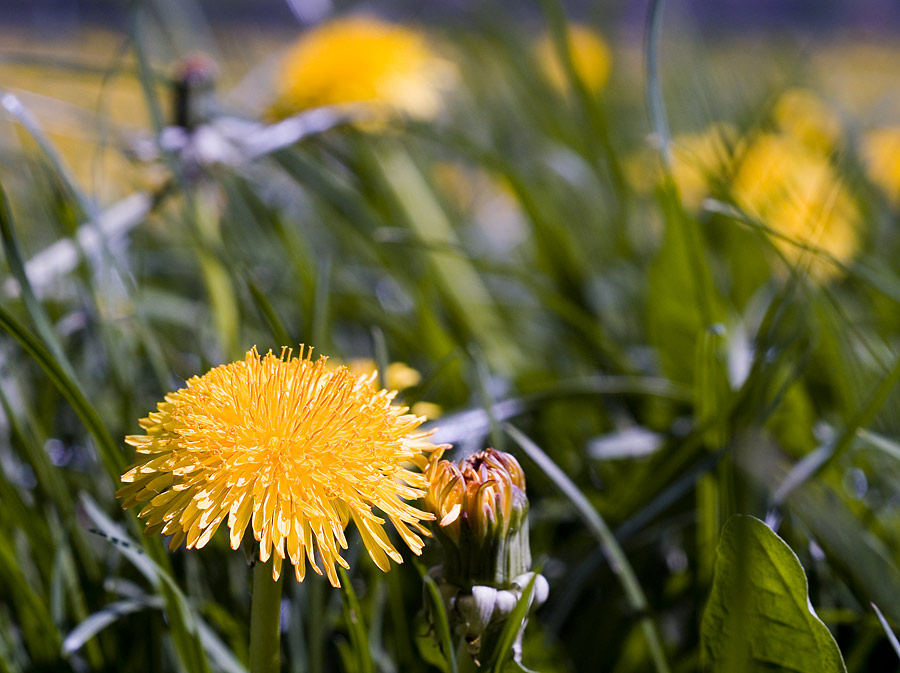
[425,448,531,588]
[423,449,545,667]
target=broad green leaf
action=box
[701,515,846,673]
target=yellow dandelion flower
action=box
[670,124,737,210]
[346,358,422,391]
[411,401,443,420]
[862,126,900,207]
[117,346,445,587]
[535,23,612,94]
[772,88,843,153]
[271,15,451,122]
[731,132,860,282]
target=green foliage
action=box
[1,1,900,672]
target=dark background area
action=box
[3,0,900,34]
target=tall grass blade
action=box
[503,423,671,673]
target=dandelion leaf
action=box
[700,514,846,673]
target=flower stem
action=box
[250,558,283,673]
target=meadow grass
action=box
[2,2,900,672]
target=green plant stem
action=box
[250,558,283,673]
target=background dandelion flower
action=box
[772,88,843,153]
[535,23,612,94]
[117,347,444,586]
[270,15,452,122]
[731,132,860,282]
[862,126,900,207]
[670,123,737,210]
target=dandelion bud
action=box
[423,449,545,667]
[424,448,531,589]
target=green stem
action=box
[250,558,284,673]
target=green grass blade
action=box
[871,603,900,662]
[81,494,213,673]
[645,0,672,170]
[504,423,671,673]
[0,302,124,479]
[422,574,457,673]
[337,568,375,673]
[486,572,538,673]
[0,182,76,381]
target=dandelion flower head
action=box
[731,132,860,282]
[271,15,452,122]
[118,347,444,586]
[772,88,843,153]
[670,124,737,210]
[862,126,900,207]
[535,23,612,94]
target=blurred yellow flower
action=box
[772,88,843,153]
[535,24,611,94]
[862,127,900,207]
[118,347,444,586]
[271,15,451,122]
[346,358,422,391]
[346,360,442,418]
[411,401,443,420]
[731,132,860,281]
[670,124,737,210]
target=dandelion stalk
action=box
[250,558,283,673]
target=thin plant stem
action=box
[250,558,284,673]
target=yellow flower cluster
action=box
[731,132,859,282]
[271,15,451,122]
[118,347,444,586]
[649,89,860,281]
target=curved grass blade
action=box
[81,494,213,673]
[486,572,538,673]
[63,597,164,656]
[775,351,900,504]
[645,0,672,170]
[428,375,689,447]
[244,274,292,348]
[337,568,374,673]
[872,603,900,661]
[0,91,95,218]
[0,302,124,479]
[504,423,671,673]
[0,536,61,663]
[422,573,457,673]
[0,182,75,381]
